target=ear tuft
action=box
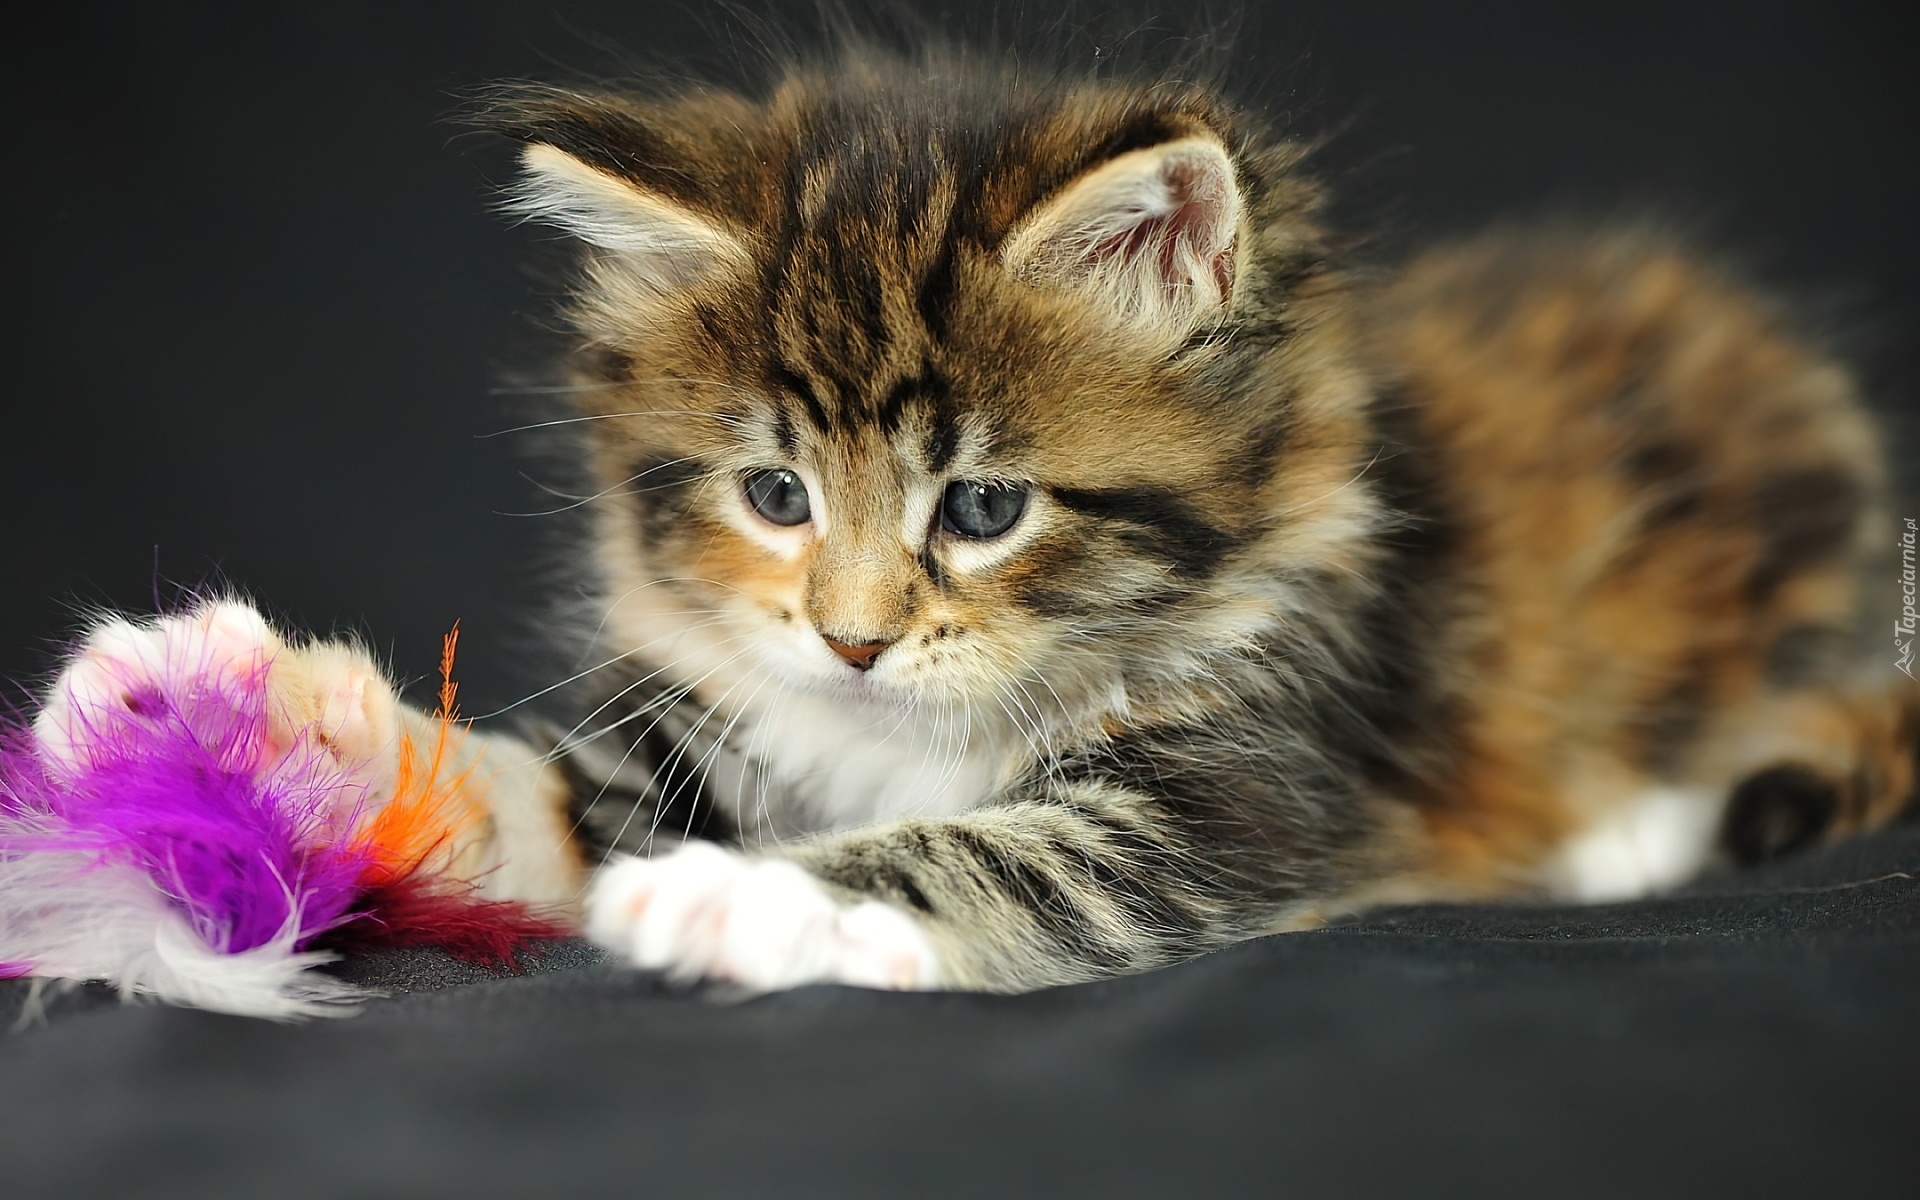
[1001,138,1243,333]
[504,143,748,296]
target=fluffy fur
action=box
[435,50,1920,992]
[20,48,1910,1005]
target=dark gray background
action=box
[3,0,1916,713]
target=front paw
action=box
[34,600,402,795]
[586,842,939,991]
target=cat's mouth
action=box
[792,643,942,706]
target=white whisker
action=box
[472,611,728,720]
[501,455,721,517]
[567,641,761,857]
[628,667,761,857]
[477,407,750,435]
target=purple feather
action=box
[0,650,376,954]
[0,962,30,979]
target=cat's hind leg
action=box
[1708,678,1920,867]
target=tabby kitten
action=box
[428,52,1915,992]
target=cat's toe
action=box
[586,842,937,990]
[31,599,403,785]
[587,842,838,987]
[34,604,283,768]
[183,601,282,675]
[833,900,941,989]
[265,641,399,770]
[34,618,164,766]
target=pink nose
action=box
[823,637,890,670]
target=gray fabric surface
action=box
[5,825,1916,1198]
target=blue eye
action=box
[744,469,811,526]
[941,480,1027,539]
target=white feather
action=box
[0,832,362,1021]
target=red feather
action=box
[316,873,572,968]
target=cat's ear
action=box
[1001,138,1244,333]
[505,142,749,295]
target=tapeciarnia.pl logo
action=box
[1900,517,1917,678]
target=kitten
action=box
[86,51,1914,993]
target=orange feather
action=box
[350,623,485,885]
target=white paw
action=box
[34,601,400,788]
[261,636,400,773]
[36,602,275,768]
[586,842,940,991]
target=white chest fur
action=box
[700,689,1018,843]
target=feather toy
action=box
[0,608,567,1019]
